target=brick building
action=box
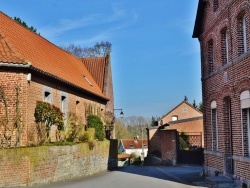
[147,100,203,165]
[159,100,204,147]
[0,11,114,146]
[193,0,250,186]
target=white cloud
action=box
[39,5,138,43]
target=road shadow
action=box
[111,164,207,187]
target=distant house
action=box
[159,100,204,147]
[0,11,113,146]
[119,138,148,158]
[147,100,203,165]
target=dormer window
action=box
[83,75,93,86]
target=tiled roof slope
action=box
[121,139,148,150]
[81,57,106,91]
[0,12,107,100]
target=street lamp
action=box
[114,109,124,119]
[111,108,124,139]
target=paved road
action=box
[30,165,208,188]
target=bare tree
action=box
[61,41,112,58]
[122,116,151,139]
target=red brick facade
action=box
[193,0,250,186]
[0,12,111,147]
[0,68,107,146]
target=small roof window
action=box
[83,75,93,87]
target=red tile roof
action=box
[121,139,148,150]
[0,11,108,100]
[118,153,131,159]
[80,57,106,91]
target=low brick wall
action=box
[0,141,110,187]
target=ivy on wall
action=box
[0,85,22,148]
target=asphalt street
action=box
[28,165,208,188]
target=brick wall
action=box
[0,69,107,147]
[168,118,204,147]
[147,128,161,155]
[161,102,202,124]
[0,141,110,187]
[147,128,177,165]
[160,130,177,165]
[196,0,250,184]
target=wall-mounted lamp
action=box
[27,73,31,82]
[114,108,124,118]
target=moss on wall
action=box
[0,141,110,187]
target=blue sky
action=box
[0,1,201,118]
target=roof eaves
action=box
[0,62,109,101]
[0,62,30,67]
[29,66,109,101]
[161,101,185,119]
[161,100,202,119]
[168,116,203,125]
[192,0,207,38]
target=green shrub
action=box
[79,131,92,142]
[179,132,191,150]
[34,101,64,143]
[87,115,105,141]
[64,113,84,142]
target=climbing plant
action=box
[0,84,23,148]
[179,132,191,150]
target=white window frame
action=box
[61,96,66,113]
[240,90,250,156]
[225,31,229,63]
[243,16,247,53]
[43,86,53,104]
[247,109,250,156]
[211,101,218,151]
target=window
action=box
[43,86,53,104]
[240,91,250,156]
[238,15,248,56]
[44,91,51,103]
[221,28,229,65]
[213,0,219,12]
[223,97,232,154]
[172,116,178,121]
[61,96,67,113]
[76,100,80,115]
[211,101,218,151]
[208,40,214,74]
